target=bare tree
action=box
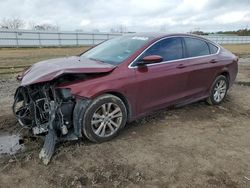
[75,29,84,32]
[0,18,25,29]
[110,25,127,33]
[28,21,36,30]
[110,28,116,33]
[118,24,127,33]
[33,23,60,31]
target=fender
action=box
[57,67,137,120]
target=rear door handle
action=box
[210,59,218,63]
[176,64,186,69]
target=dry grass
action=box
[0,44,249,68]
[222,44,250,57]
[0,47,89,67]
[0,47,90,76]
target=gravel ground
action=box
[0,57,250,188]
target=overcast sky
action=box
[0,0,250,32]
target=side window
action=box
[208,43,218,54]
[140,37,183,62]
[184,37,210,57]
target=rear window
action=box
[208,43,218,54]
[184,37,210,57]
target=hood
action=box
[19,56,116,86]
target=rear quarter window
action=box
[208,43,219,54]
[184,37,210,57]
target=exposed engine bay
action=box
[12,74,90,164]
[11,55,116,164]
[13,83,75,135]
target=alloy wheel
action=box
[91,102,123,137]
[213,79,227,102]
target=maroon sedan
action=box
[13,33,238,164]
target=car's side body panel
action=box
[133,60,190,116]
[53,34,238,121]
[57,67,138,121]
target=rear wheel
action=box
[82,94,127,143]
[207,75,229,105]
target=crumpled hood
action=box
[20,56,116,86]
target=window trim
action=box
[128,35,220,69]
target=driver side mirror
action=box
[137,55,163,66]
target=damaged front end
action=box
[13,82,79,164]
[12,56,116,164]
[13,84,75,135]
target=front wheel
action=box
[207,75,229,105]
[82,94,127,143]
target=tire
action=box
[81,94,127,143]
[206,75,229,105]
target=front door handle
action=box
[210,59,218,63]
[176,64,186,69]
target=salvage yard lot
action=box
[0,44,250,67]
[0,44,250,187]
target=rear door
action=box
[182,37,219,98]
[132,37,191,116]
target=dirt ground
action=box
[0,46,250,188]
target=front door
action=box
[132,37,191,116]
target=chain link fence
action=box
[1,29,250,47]
[0,29,122,47]
[205,35,250,44]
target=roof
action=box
[124,32,208,40]
[123,32,218,46]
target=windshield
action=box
[81,35,151,65]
